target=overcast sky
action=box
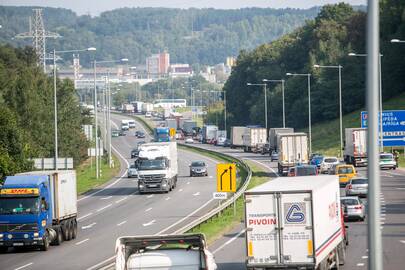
[2,0,366,16]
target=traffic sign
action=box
[361,110,405,146]
[217,163,236,192]
[169,128,176,137]
[213,192,227,200]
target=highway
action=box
[0,114,223,270]
[186,142,405,270]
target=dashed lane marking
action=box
[77,212,93,221]
[14,263,33,270]
[117,221,127,226]
[100,196,112,200]
[115,197,128,204]
[142,220,156,227]
[357,263,365,267]
[75,238,90,245]
[81,222,96,230]
[165,197,171,201]
[96,204,112,212]
[145,207,153,212]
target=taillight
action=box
[347,184,352,189]
[354,206,362,210]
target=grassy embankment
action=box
[307,92,405,162]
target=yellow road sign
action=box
[217,163,236,192]
[169,128,176,137]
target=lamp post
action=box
[348,52,383,152]
[391,38,405,43]
[94,58,128,178]
[52,47,96,170]
[263,79,286,128]
[247,83,268,131]
[313,64,344,158]
[286,73,312,155]
[224,90,227,132]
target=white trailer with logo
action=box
[244,175,346,270]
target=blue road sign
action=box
[361,110,405,147]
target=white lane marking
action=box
[382,175,394,178]
[157,198,215,235]
[187,181,191,185]
[97,204,112,212]
[380,217,386,220]
[14,263,33,270]
[165,197,171,201]
[86,256,116,270]
[246,158,279,177]
[81,222,96,230]
[362,256,368,259]
[147,194,154,199]
[115,196,128,204]
[193,192,200,196]
[143,220,156,227]
[78,144,129,202]
[77,212,93,221]
[145,207,153,212]
[100,196,112,200]
[357,263,365,267]
[396,188,405,190]
[178,188,183,192]
[75,238,90,245]
[117,220,127,227]
[209,176,213,179]
[400,240,405,244]
[381,213,386,216]
[213,229,246,254]
[385,172,404,176]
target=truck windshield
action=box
[138,159,167,170]
[0,197,40,215]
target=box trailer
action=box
[245,175,346,270]
[269,128,294,152]
[344,128,367,167]
[231,126,247,148]
[202,125,218,144]
[277,133,308,175]
[242,127,267,153]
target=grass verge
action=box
[76,155,121,195]
[187,160,271,244]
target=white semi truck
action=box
[231,126,247,148]
[115,234,217,270]
[245,175,347,270]
[136,142,178,193]
[242,127,267,153]
[344,128,367,167]
[269,127,294,152]
[277,132,308,175]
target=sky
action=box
[2,0,366,16]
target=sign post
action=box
[216,163,237,215]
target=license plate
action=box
[148,184,157,187]
[13,243,24,246]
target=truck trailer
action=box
[137,142,178,193]
[202,125,218,144]
[245,175,346,270]
[277,132,308,175]
[0,170,78,252]
[231,126,247,148]
[269,127,294,152]
[344,128,367,167]
[242,127,267,153]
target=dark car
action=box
[261,143,271,155]
[119,130,126,136]
[137,141,146,147]
[189,161,208,177]
[295,165,318,176]
[223,139,231,147]
[137,131,146,138]
[131,149,139,159]
[310,155,324,168]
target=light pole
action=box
[391,38,405,43]
[247,83,268,131]
[52,47,96,170]
[286,73,312,155]
[348,52,383,152]
[94,58,128,178]
[263,79,286,128]
[224,90,227,132]
[313,64,344,158]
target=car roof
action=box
[337,164,354,168]
[341,196,360,201]
[296,165,316,168]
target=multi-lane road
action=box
[0,114,223,270]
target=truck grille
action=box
[139,174,165,183]
[0,223,38,232]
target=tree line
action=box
[0,45,90,179]
[223,1,405,131]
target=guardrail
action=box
[173,143,252,234]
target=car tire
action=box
[0,247,8,253]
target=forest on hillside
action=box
[222,1,405,130]
[0,6,320,66]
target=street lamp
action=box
[313,64,344,158]
[52,47,96,170]
[286,72,312,154]
[263,79,286,128]
[348,52,383,152]
[94,58,128,177]
[247,83,268,131]
[391,39,405,43]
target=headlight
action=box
[33,232,39,237]
[41,220,47,227]
[0,233,3,238]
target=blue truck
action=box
[0,170,78,252]
[154,127,171,142]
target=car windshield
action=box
[341,198,359,206]
[0,197,40,215]
[352,178,368,185]
[130,164,137,169]
[138,159,167,170]
[295,166,317,176]
[380,154,393,160]
[192,161,205,167]
[324,158,337,163]
[338,167,354,174]
[313,157,323,161]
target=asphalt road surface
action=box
[0,114,222,270]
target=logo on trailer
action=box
[284,203,306,224]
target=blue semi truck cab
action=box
[154,127,171,142]
[0,171,78,252]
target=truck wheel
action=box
[53,227,63,246]
[72,220,78,239]
[41,233,50,251]
[61,222,69,241]
[67,220,73,241]
[0,247,8,253]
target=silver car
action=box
[379,153,397,170]
[345,177,368,197]
[341,196,366,221]
[127,164,138,178]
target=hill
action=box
[0,6,320,67]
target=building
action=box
[153,99,187,109]
[146,52,170,78]
[169,64,193,78]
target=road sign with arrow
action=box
[216,163,236,192]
